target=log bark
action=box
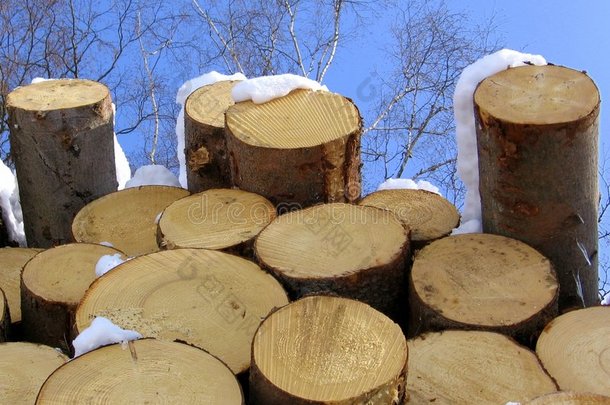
[407,330,557,404]
[474,65,600,309]
[75,249,288,375]
[524,391,610,404]
[184,80,241,192]
[358,189,460,249]
[225,89,362,208]
[536,306,610,396]
[0,342,68,404]
[72,185,189,257]
[157,188,275,257]
[255,203,410,319]
[20,243,126,352]
[250,295,408,405]
[6,79,118,247]
[0,288,8,341]
[0,247,42,325]
[36,339,244,404]
[409,233,558,347]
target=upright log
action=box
[7,79,118,247]
[225,89,362,208]
[0,247,42,325]
[184,80,241,192]
[474,65,600,309]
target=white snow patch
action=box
[95,253,126,277]
[176,71,247,187]
[452,49,546,235]
[124,164,181,188]
[31,77,54,84]
[232,73,328,104]
[99,241,114,247]
[377,178,441,195]
[111,103,131,190]
[602,291,610,306]
[154,212,163,225]
[505,402,521,405]
[72,316,141,358]
[0,160,25,246]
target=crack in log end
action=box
[188,146,211,172]
[128,340,138,363]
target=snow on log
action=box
[0,342,67,404]
[474,65,600,309]
[71,186,189,256]
[359,189,459,248]
[158,188,275,256]
[75,249,288,375]
[0,287,8,341]
[536,306,610,396]
[407,330,557,404]
[6,79,118,247]
[249,295,407,405]
[254,203,409,318]
[36,339,243,404]
[0,247,42,325]
[184,80,242,192]
[20,243,127,352]
[524,391,610,404]
[225,89,362,208]
[409,233,558,346]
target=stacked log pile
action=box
[0,68,608,403]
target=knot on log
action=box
[188,146,211,171]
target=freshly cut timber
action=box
[250,295,407,405]
[0,288,8,341]
[524,391,610,404]
[20,243,127,351]
[409,233,558,345]
[7,79,117,247]
[407,330,557,404]
[225,89,362,207]
[184,80,242,192]
[358,189,460,247]
[36,339,243,404]
[158,188,275,255]
[72,186,189,256]
[536,306,610,396]
[75,249,288,374]
[0,247,42,324]
[0,342,68,404]
[475,65,600,309]
[255,203,409,317]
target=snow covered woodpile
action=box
[6,79,118,247]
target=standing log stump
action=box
[225,89,362,208]
[75,249,288,375]
[524,392,610,404]
[20,243,127,352]
[255,203,410,318]
[0,247,42,325]
[409,233,558,346]
[37,339,243,404]
[536,306,610,396]
[250,295,408,405]
[358,189,460,249]
[0,342,68,404]
[474,65,600,309]
[158,188,275,256]
[7,79,118,247]
[407,330,557,404]
[185,80,242,192]
[0,288,8,341]
[72,185,189,256]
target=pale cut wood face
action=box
[186,80,240,128]
[0,248,42,323]
[7,79,109,111]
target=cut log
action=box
[20,243,127,352]
[158,188,275,256]
[250,295,407,405]
[358,189,460,248]
[75,249,288,375]
[36,339,243,404]
[409,233,558,346]
[185,80,241,192]
[0,342,68,404]
[474,65,600,309]
[72,185,189,256]
[0,287,8,342]
[524,391,610,404]
[7,79,118,247]
[255,203,410,318]
[407,330,557,404]
[0,247,42,324]
[225,89,362,208]
[536,306,610,396]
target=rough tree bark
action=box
[475,65,600,310]
[7,79,118,247]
